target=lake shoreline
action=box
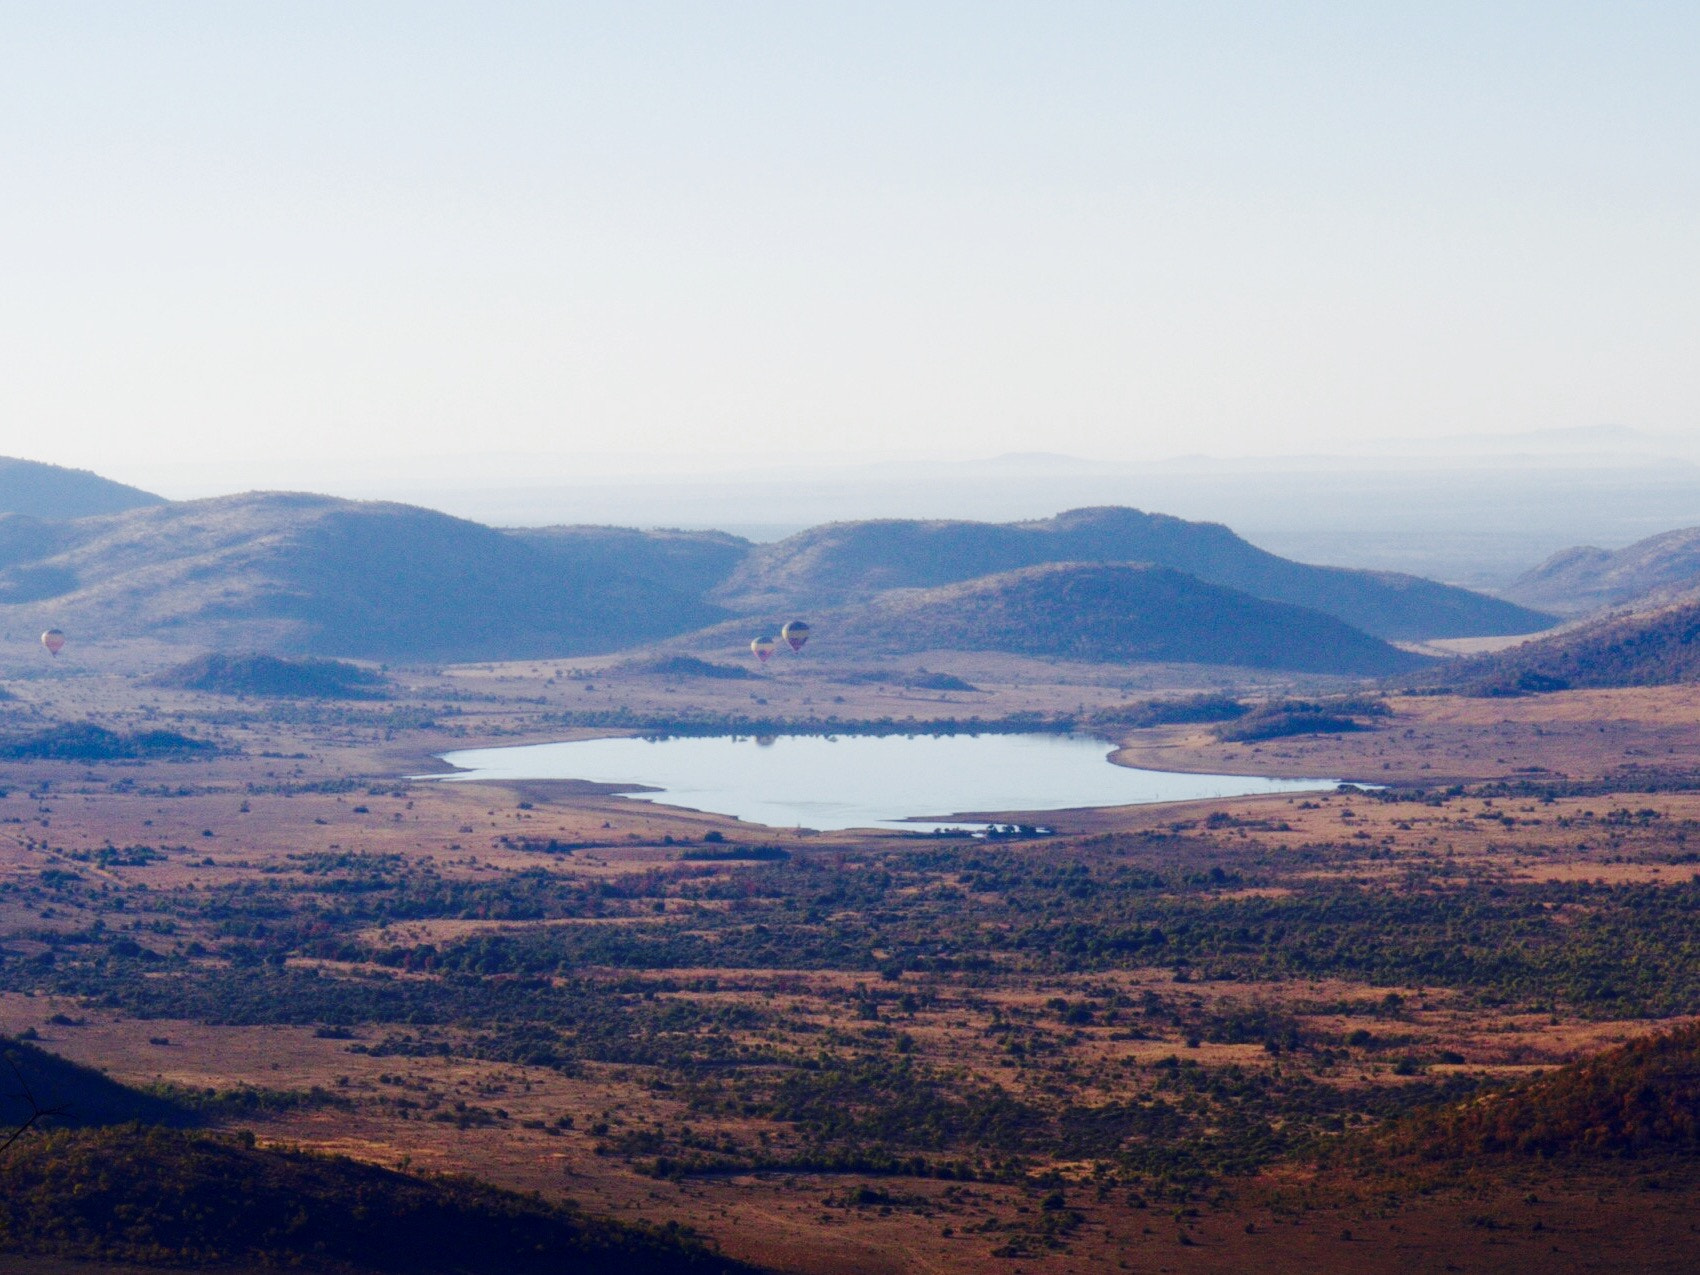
[429,732,1339,832]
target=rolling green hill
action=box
[714,507,1552,641]
[823,562,1429,675]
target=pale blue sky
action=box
[1,2,1696,487]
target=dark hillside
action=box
[0,515,85,604]
[151,652,389,699]
[715,506,1551,641]
[1505,525,1700,615]
[620,654,758,680]
[1381,1021,1700,1160]
[0,1125,746,1273]
[1,1036,194,1132]
[1430,598,1700,694]
[0,723,213,760]
[0,457,164,520]
[826,562,1429,675]
[0,493,729,662]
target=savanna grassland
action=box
[5,647,1700,1273]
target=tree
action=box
[0,1050,68,1157]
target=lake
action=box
[432,732,1338,832]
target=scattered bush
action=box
[151,653,389,699]
[0,723,214,760]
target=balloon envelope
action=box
[781,620,811,652]
[750,636,777,664]
[40,629,66,657]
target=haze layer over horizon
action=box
[2,3,1697,482]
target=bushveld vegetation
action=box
[152,652,391,699]
[1435,598,1700,695]
[1376,1020,1700,1161]
[0,722,214,761]
[507,691,1387,743]
[619,656,760,681]
[7,655,1700,1270]
[11,777,1700,1213]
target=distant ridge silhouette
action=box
[0,461,1550,666]
[1505,525,1700,615]
[714,507,1552,641]
[0,456,164,519]
[821,561,1429,676]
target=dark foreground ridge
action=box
[0,1125,750,1273]
[1,1035,197,1132]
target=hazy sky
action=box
[2,2,1697,487]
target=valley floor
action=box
[3,648,1700,1272]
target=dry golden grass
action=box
[7,647,1700,1271]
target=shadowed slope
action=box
[715,507,1552,641]
[1,1036,195,1133]
[151,652,389,698]
[1430,597,1700,693]
[0,1125,750,1274]
[825,562,1429,675]
[1380,1021,1700,1160]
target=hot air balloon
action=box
[781,620,811,653]
[40,629,66,657]
[750,636,777,664]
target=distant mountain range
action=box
[0,460,1559,671]
[508,524,749,600]
[822,562,1428,675]
[0,493,727,661]
[0,457,164,519]
[297,438,1700,589]
[714,507,1552,641]
[1504,526,1700,616]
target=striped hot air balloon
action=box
[781,620,811,652]
[40,629,66,657]
[750,636,777,664]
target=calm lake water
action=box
[434,733,1337,832]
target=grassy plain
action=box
[4,646,1700,1272]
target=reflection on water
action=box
[433,732,1337,832]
